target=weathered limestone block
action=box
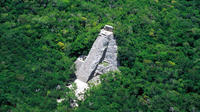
[73,79,89,100]
[74,55,87,74]
[104,35,118,68]
[93,29,118,80]
[76,28,113,82]
[104,25,113,32]
[67,79,89,107]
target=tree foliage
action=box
[0,0,199,112]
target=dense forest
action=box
[0,0,200,112]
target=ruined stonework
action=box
[75,25,118,83]
[66,25,118,103]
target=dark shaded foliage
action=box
[0,0,199,112]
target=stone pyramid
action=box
[75,25,118,83]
